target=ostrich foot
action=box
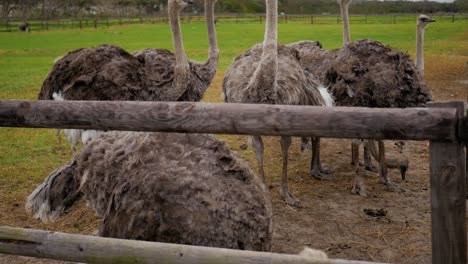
[351,182,368,197]
[383,181,405,193]
[311,167,334,180]
[357,161,379,173]
[280,188,301,207]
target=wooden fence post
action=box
[79,20,82,29]
[428,102,466,264]
[311,15,314,24]
[94,19,97,28]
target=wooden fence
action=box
[1,13,467,32]
[0,100,466,264]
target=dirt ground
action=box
[0,56,467,263]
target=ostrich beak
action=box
[185,0,194,4]
[400,166,407,181]
[429,19,436,23]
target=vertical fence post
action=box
[393,15,396,24]
[428,101,466,264]
[94,19,97,29]
[311,15,314,24]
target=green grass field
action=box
[0,21,466,99]
[0,21,466,262]
[0,20,466,195]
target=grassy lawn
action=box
[0,21,466,262]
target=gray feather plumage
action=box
[27,132,272,251]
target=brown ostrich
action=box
[26,132,272,251]
[38,0,219,150]
[133,0,219,102]
[222,0,333,206]
[290,0,433,196]
[18,21,30,32]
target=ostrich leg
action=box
[351,140,378,172]
[251,136,265,182]
[280,136,301,206]
[351,140,367,197]
[310,137,334,180]
[363,141,378,172]
[377,140,401,192]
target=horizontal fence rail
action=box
[0,100,461,141]
[0,100,465,264]
[1,13,467,32]
[0,226,383,264]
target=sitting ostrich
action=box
[291,0,433,196]
[26,132,272,251]
[38,0,219,150]
[223,0,333,206]
[18,22,30,32]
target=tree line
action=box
[1,0,467,19]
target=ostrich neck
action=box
[416,26,425,78]
[248,0,278,100]
[205,1,219,65]
[340,2,351,45]
[167,2,189,101]
[169,4,188,67]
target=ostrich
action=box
[18,22,30,32]
[416,14,436,78]
[38,0,219,150]
[291,0,433,196]
[222,0,333,206]
[26,132,272,251]
[133,0,219,102]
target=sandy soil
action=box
[0,60,466,263]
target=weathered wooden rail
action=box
[0,100,461,140]
[0,226,380,264]
[0,100,466,264]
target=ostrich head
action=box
[393,141,409,181]
[399,159,409,181]
[417,14,436,29]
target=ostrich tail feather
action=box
[26,161,81,222]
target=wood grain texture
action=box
[429,142,466,264]
[0,100,460,141]
[429,101,467,264]
[0,226,382,264]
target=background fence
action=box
[1,13,467,32]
